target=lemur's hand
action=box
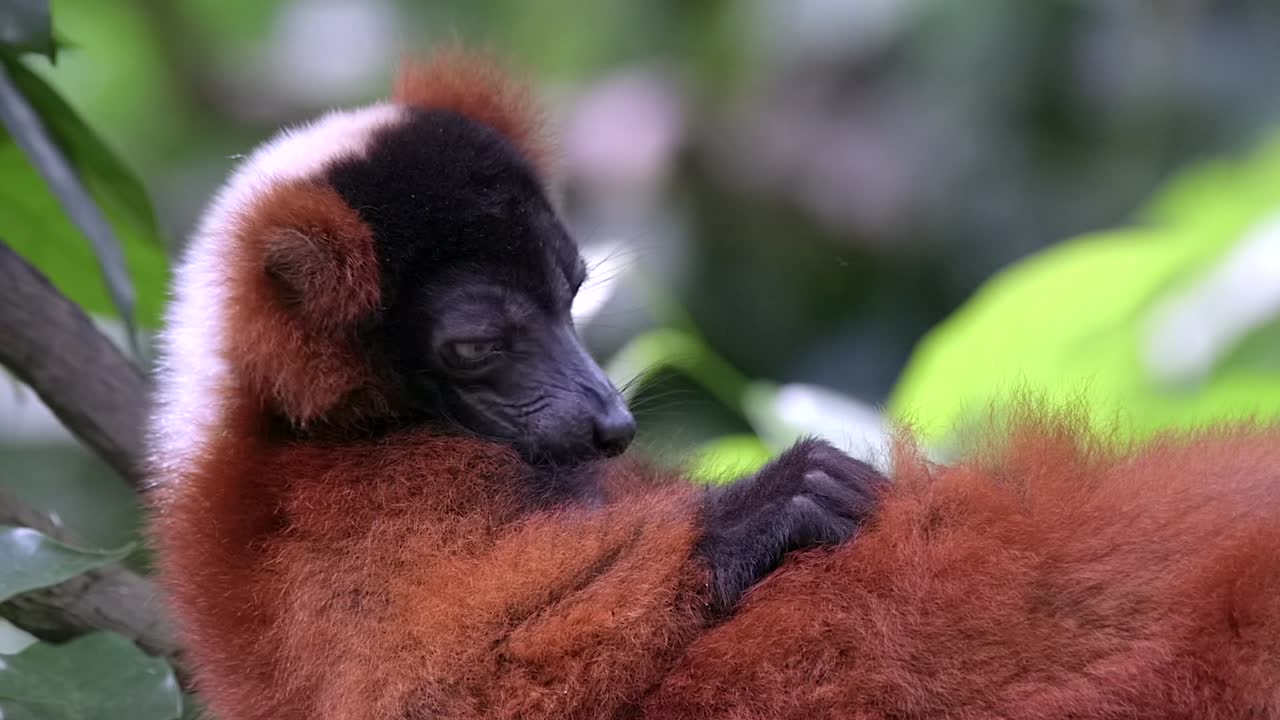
[698,439,886,616]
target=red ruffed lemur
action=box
[148,49,881,720]
[150,50,1280,720]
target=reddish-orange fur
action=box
[152,52,1280,719]
[153,51,716,720]
[226,180,387,425]
[153,402,710,720]
[156,404,1280,719]
[394,48,552,175]
[646,418,1280,718]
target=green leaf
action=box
[0,525,132,603]
[0,633,182,720]
[687,434,772,482]
[605,328,749,412]
[0,58,135,347]
[0,443,147,564]
[0,0,53,59]
[0,57,168,328]
[889,132,1280,450]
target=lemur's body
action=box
[149,52,880,720]
[651,419,1280,718]
[151,52,1280,720]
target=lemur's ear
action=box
[263,229,330,308]
[226,181,386,425]
[253,182,381,334]
[262,228,377,332]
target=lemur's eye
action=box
[443,340,504,370]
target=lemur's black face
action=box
[405,271,635,465]
[327,108,634,464]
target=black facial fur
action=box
[326,109,633,467]
[698,439,887,617]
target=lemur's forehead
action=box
[323,108,578,309]
[211,50,577,323]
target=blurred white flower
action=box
[571,238,630,328]
[743,381,890,469]
[1145,210,1280,385]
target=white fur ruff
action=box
[148,103,406,486]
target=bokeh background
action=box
[8,0,1280,577]
[4,1,1280,714]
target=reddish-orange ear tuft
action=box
[393,47,552,175]
[226,181,387,425]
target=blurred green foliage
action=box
[892,132,1280,451]
[0,633,182,720]
[0,57,168,326]
[2,0,1280,717]
[0,1,181,714]
[0,526,132,602]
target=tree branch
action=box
[0,490,184,674]
[0,239,148,489]
[0,239,183,675]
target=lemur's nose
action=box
[592,402,636,457]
